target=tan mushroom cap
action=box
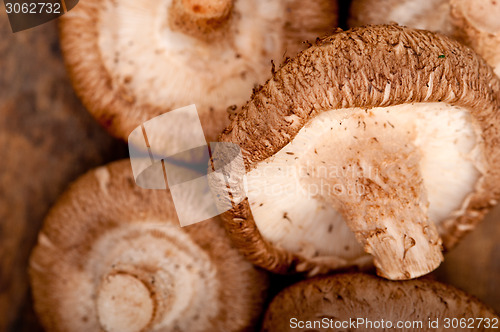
[59,0,338,141]
[29,160,268,332]
[217,25,500,279]
[348,0,500,77]
[262,273,499,332]
[450,0,500,77]
[348,0,453,35]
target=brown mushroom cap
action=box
[262,273,499,332]
[216,25,500,279]
[29,160,268,332]
[348,0,453,35]
[59,0,338,141]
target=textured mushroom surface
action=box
[59,0,338,141]
[29,160,267,332]
[216,25,500,279]
[262,273,499,332]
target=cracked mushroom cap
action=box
[29,160,268,332]
[59,0,338,141]
[262,273,499,332]
[216,25,500,280]
[348,0,453,35]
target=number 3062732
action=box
[5,2,61,14]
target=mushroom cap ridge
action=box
[218,24,500,274]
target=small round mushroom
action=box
[449,0,500,77]
[216,25,500,280]
[348,0,453,35]
[59,0,338,140]
[29,160,268,332]
[262,273,499,332]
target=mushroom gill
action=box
[29,160,267,332]
[59,0,339,141]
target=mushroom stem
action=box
[301,122,443,280]
[97,273,155,332]
[169,0,234,39]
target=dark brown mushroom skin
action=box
[262,273,499,332]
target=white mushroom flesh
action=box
[245,102,484,275]
[96,0,286,109]
[97,274,154,332]
[59,223,220,332]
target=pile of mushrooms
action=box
[24,0,500,329]
[262,273,499,332]
[29,160,267,332]
[59,0,338,140]
[215,24,500,280]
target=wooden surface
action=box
[435,204,500,313]
[0,12,127,332]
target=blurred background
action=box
[0,2,498,331]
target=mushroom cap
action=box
[29,160,268,332]
[217,25,500,275]
[451,0,500,35]
[348,0,500,79]
[262,273,499,332]
[450,0,500,77]
[348,0,453,35]
[59,0,338,141]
